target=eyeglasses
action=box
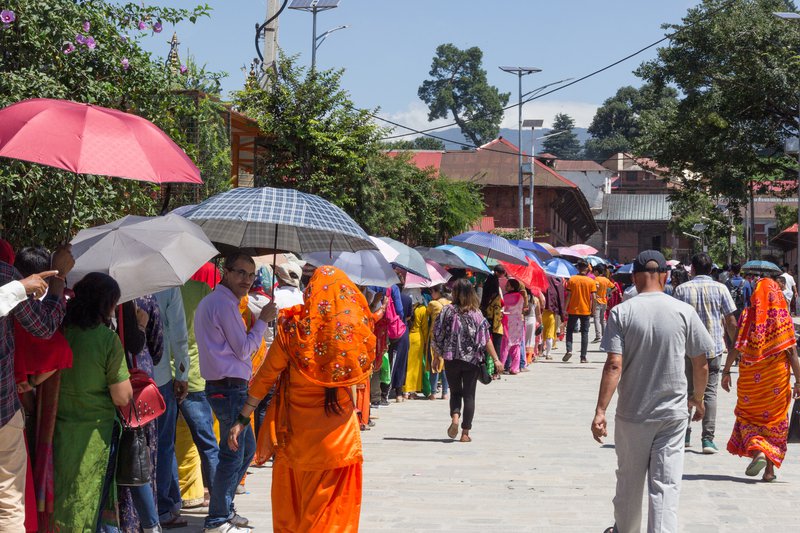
[227,268,256,281]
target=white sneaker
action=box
[204,523,251,533]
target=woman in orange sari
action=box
[722,276,800,482]
[228,266,375,532]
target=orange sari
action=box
[249,266,375,533]
[727,278,795,467]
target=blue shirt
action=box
[153,287,190,386]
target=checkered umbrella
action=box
[183,187,376,256]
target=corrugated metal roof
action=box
[595,194,671,222]
[553,160,609,172]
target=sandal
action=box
[459,434,472,443]
[447,422,459,439]
[162,515,188,529]
[745,454,767,477]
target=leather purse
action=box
[121,368,165,428]
[116,405,152,486]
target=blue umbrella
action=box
[545,258,578,278]
[742,260,781,274]
[523,250,545,268]
[615,263,634,275]
[183,187,375,256]
[586,255,608,267]
[303,250,399,287]
[436,245,491,274]
[509,239,553,261]
[449,231,528,265]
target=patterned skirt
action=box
[727,352,792,467]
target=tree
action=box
[542,113,582,159]
[635,0,800,208]
[0,0,223,246]
[584,84,678,161]
[382,137,446,150]
[235,55,483,244]
[418,44,510,146]
[775,204,798,232]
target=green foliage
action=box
[382,137,446,150]
[635,0,800,205]
[775,204,798,232]
[234,56,482,245]
[542,113,582,159]
[418,44,510,146]
[491,228,546,241]
[0,0,226,247]
[584,84,678,162]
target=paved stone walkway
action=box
[179,328,800,532]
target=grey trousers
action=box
[594,303,608,338]
[685,355,720,441]
[613,417,687,533]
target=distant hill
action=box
[433,127,590,153]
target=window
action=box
[652,235,662,250]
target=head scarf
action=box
[277,266,376,387]
[191,262,220,288]
[275,262,302,288]
[735,277,795,364]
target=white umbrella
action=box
[68,214,218,303]
[404,260,452,289]
[304,250,400,287]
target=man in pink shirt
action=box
[195,252,276,533]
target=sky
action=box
[139,0,701,134]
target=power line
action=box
[376,0,737,142]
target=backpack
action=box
[726,278,746,311]
[385,287,407,340]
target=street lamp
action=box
[523,119,544,240]
[500,66,542,229]
[289,0,342,70]
[315,24,348,52]
[774,11,800,294]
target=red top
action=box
[14,320,73,384]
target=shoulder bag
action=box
[116,404,152,486]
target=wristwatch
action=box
[236,413,250,426]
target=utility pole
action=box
[261,0,281,76]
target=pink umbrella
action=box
[404,260,452,289]
[570,244,599,256]
[0,98,202,236]
[556,246,585,260]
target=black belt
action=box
[206,377,248,388]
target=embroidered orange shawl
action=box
[277,266,376,387]
[735,277,795,364]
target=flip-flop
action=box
[762,474,777,483]
[745,455,767,477]
[447,422,459,439]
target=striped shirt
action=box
[673,275,736,358]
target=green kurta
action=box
[54,324,129,532]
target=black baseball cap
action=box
[633,250,667,273]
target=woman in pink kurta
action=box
[500,279,526,374]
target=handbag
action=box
[477,359,492,385]
[116,405,152,486]
[385,289,407,341]
[789,399,800,444]
[122,368,166,428]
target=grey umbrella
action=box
[376,237,430,279]
[183,187,376,256]
[415,246,470,270]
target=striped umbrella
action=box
[183,187,375,256]
[509,240,554,261]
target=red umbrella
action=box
[500,258,548,292]
[0,98,202,236]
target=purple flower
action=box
[75,33,86,45]
[179,64,187,75]
[63,42,76,54]
[82,20,90,32]
[120,34,129,42]
[152,21,162,33]
[85,36,96,50]
[137,20,146,30]
[121,58,130,70]
[0,9,15,25]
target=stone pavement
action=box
[178,326,800,532]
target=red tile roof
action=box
[385,150,443,174]
[553,160,609,172]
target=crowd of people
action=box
[2,234,800,533]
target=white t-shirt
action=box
[274,286,304,310]
[0,280,25,317]
[781,272,796,293]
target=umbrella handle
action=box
[64,176,80,244]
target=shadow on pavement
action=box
[383,437,455,443]
[682,473,758,484]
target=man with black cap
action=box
[592,250,713,533]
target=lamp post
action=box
[500,66,542,229]
[523,119,544,241]
[315,24,348,53]
[289,0,342,70]
[774,11,800,300]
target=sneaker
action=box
[592,338,601,343]
[204,523,251,533]
[230,514,250,528]
[379,399,390,406]
[702,439,718,454]
[235,484,246,495]
[562,352,572,362]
